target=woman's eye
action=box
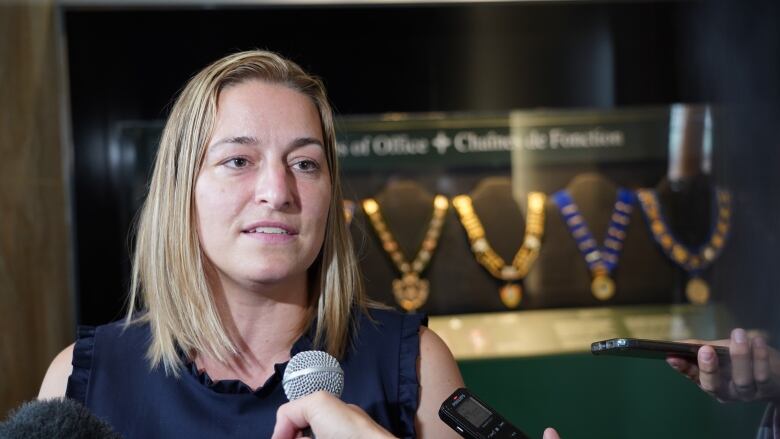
[293,159,320,172]
[225,157,249,168]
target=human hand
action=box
[666,328,780,402]
[271,391,396,439]
[543,427,561,439]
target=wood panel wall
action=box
[0,1,74,417]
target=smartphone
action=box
[591,338,730,361]
[439,388,530,439]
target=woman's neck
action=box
[196,272,311,390]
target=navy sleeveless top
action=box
[66,308,425,438]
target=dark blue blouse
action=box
[66,308,425,439]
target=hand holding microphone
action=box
[273,350,394,439]
[272,391,395,439]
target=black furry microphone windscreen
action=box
[0,398,121,439]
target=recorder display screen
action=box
[455,397,492,427]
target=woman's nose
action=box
[253,161,295,210]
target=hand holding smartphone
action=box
[593,330,780,404]
[591,338,730,361]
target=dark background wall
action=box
[691,0,780,341]
[63,1,779,339]
[1,0,73,417]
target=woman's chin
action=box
[233,270,307,291]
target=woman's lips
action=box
[241,222,298,242]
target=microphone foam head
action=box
[282,350,344,401]
[0,398,122,439]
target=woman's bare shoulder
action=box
[416,326,464,438]
[38,343,74,399]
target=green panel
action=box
[112,107,677,173]
[459,354,766,439]
[509,107,670,166]
[335,107,673,171]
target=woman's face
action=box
[195,80,331,291]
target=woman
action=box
[38,50,464,438]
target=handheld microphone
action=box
[0,398,121,439]
[282,350,344,438]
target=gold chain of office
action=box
[452,192,546,308]
[362,195,449,312]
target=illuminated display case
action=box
[118,105,737,350]
[113,104,765,437]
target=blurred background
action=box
[1,0,778,437]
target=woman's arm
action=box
[38,343,74,399]
[416,326,465,438]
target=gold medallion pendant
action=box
[591,274,616,301]
[685,277,710,305]
[452,192,546,309]
[500,283,523,308]
[363,195,448,313]
[393,273,430,312]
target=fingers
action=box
[680,329,778,403]
[666,357,688,373]
[271,401,306,439]
[697,345,721,395]
[543,427,561,439]
[729,328,757,400]
[271,396,321,439]
[666,357,699,381]
[270,409,299,439]
[753,336,771,384]
[751,335,780,399]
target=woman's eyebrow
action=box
[289,137,324,150]
[209,135,259,149]
[206,136,323,156]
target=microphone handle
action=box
[302,426,316,439]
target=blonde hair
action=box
[127,50,365,375]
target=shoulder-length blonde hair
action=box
[127,50,365,375]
